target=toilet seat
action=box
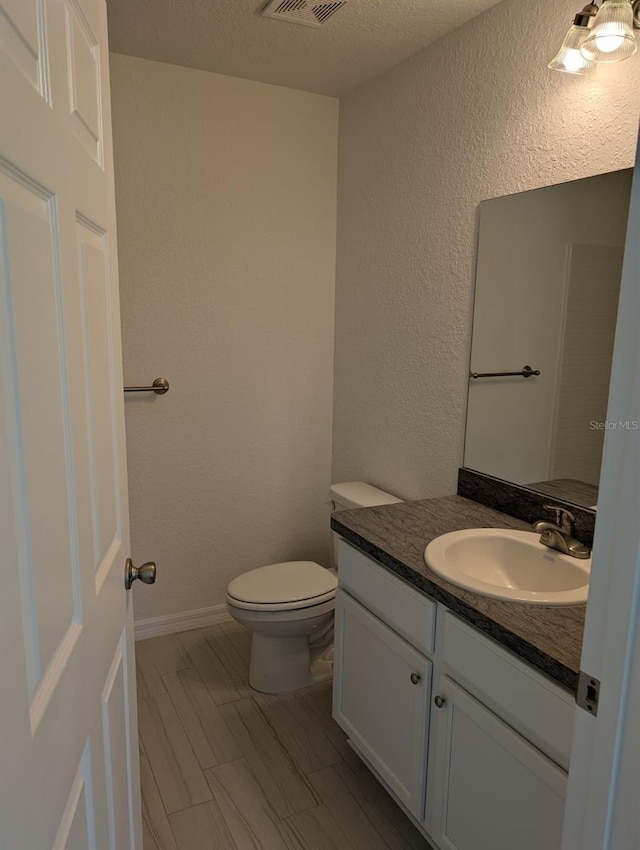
[227,561,337,612]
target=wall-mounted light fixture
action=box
[549,0,639,74]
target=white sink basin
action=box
[424,528,590,605]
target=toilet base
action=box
[249,633,333,694]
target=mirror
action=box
[464,169,633,509]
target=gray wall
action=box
[111,55,339,623]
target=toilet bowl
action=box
[226,482,402,694]
[226,561,337,693]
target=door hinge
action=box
[576,670,601,716]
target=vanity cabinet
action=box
[426,676,567,850]
[333,589,432,818]
[333,540,575,850]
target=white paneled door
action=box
[0,1,143,848]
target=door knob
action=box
[410,673,421,684]
[125,558,157,590]
[434,694,446,708]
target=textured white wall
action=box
[110,55,338,622]
[333,0,640,500]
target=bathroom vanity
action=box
[331,495,583,850]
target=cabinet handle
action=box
[434,694,446,708]
[410,673,421,684]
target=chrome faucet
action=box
[532,504,591,560]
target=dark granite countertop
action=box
[331,495,586,693]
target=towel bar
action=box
[470,365,540,380]
[124,377,170,395]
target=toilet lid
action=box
[227,561,337,606]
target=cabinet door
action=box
[333,589,432,818]
[426,677,567,850]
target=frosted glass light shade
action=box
[549,24,596,73]
[581,0,637,62]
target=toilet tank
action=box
[329,481,403,567]
[330,481,403,511]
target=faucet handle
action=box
[542,504,575,535]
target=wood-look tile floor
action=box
[137,622,434,850]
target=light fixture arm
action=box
[574,2,599,26]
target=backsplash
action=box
[457,468,596,548]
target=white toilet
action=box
[226,482,402,693]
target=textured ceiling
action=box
[106,0,501,97]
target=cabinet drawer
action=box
[338,539,436,656]
[440,611,575,770]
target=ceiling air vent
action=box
[262,0,349,29]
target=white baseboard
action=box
[134,603,231,641]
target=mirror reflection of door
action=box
[465,169,632,508]
[548,243,623,493]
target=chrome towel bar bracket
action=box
[124,377,170,395]
[470,365,541,380]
